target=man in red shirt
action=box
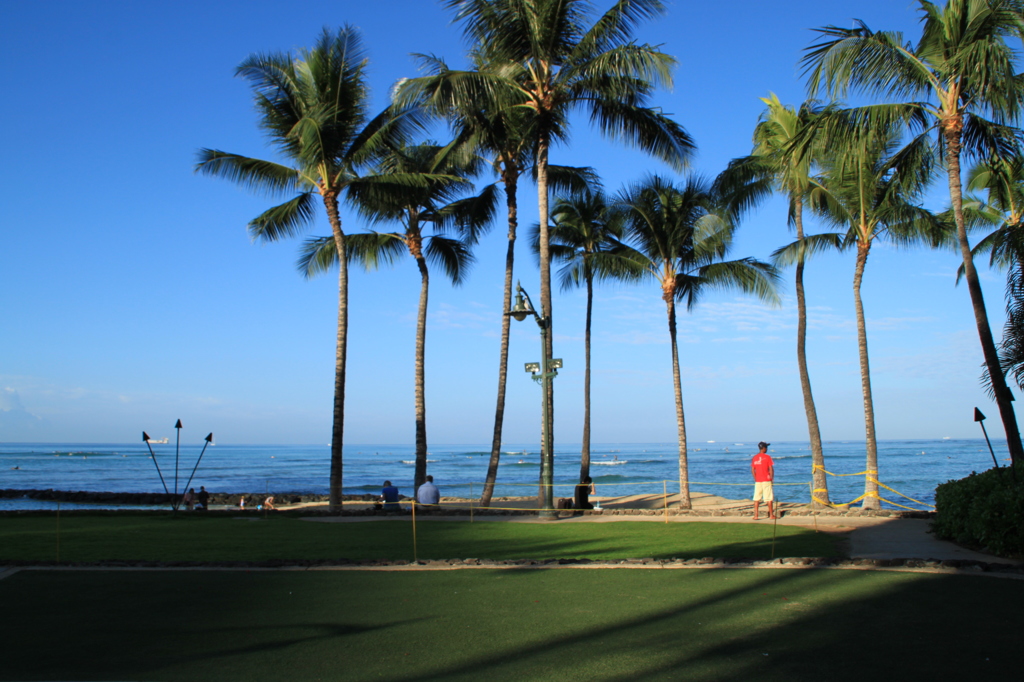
[751,441,775,520]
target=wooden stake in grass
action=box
[55,501,60,562]
[663,480,669,523]
[412,499,418,562]
[771,502,779,559]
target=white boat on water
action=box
[146,438,169,444]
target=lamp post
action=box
[508,281,561,516]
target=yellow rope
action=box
[867,476,935,509]
[876,495,923,511]
[404,469,935,512]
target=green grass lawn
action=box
[1,567,1020,681]
[0,514,839,562]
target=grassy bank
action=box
[0,514,838,562]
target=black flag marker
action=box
[974,408,1002,472]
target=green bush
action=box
[934,464,1024,558]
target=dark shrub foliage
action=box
[934,464,1024,558]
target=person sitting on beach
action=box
[263,495,275,510]
[239,495,247,510]
[197,486,209,510]
[380,481,400,511]
[416,475,440,510]
[751,441,775,520]
[574,476,595,510]
[182,488,195,511]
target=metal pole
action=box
[181,434,214,499]
[540,322,554,516]
[511,284,556,518]
[142,432,172,510]
[412,497,418,562]
[975,408,1004,474]
[771,510,779,559]
[173,419,182,511]
[980,420,1000,471]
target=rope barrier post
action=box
[470,482,474,523]
[56,501,60,562]
[771,507,778,559]
[663,480,668,523]
[412,499,418,563]
[810,482,818,533]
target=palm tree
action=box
[963,155,1024,392]
[617,175,780,508]
[397,56,537,507]
[802,0,1024,463]
[716,94,833,507]
[777,112,944,509]
[537,187,642,481]
[196,27,424,509]
[439,0,695,472]
[964,154,1024,264]
[995,232,1024,390]
[302,143,498,489]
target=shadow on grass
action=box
[3,567,1019,681]
[0,570,427,681]
[407,520,836,561]
[380,568,1021,681]
[0,515,839,562]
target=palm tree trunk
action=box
[410,227,430,490]
[580,270,593,482]
[945,126,1024,465]
[794,199,829,507]
[481,166,519,507]
[852,239,879,510]
[666,294,690,509]
[324,193,347,511]
[537,132,554,508]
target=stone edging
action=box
[1,556,1019,575]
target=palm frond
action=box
[772,233,849,267]
[195,150,303,195]
[682,258,782,310]
[296,236,338,278]
[802,22,933,102]
[585,99,695,171]
[574,0,667,60]
[347,231,407,270]
[248,192,318,242]
[544,165,601,194]
[713,156,776,221]
[424,235,474,285]
[432,183,500,243]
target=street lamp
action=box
[507,281,561,516]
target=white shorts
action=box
[753,481,774,502]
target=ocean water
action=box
[0,439,1009,511]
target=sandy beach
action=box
[269,490,874,517]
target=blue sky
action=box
[1,0,1015,445]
